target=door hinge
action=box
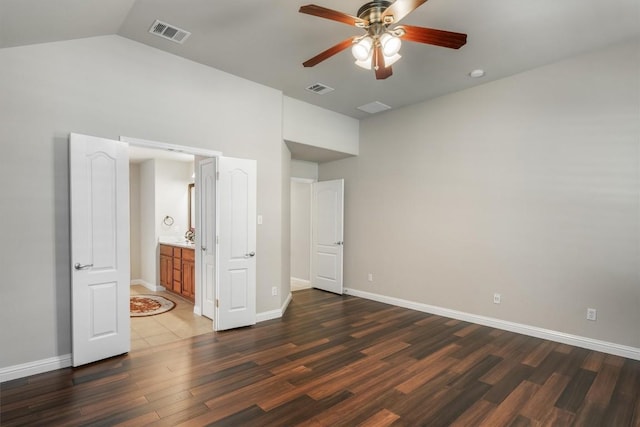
[216,299,219,308]
[216,171,219,180]
[216,235,219,244]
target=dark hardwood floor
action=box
[1,289,639,426]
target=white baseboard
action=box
[256,292,293,323]
[131,279,165,292]
[0,354,72,383]
[282,291,292,314]
[344,287,640,361]
[10,288,634,383]
[291,277,311,291]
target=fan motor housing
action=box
[357,1,392,24]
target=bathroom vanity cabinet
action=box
[159,243,195,302]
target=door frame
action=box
[120,136,222,319]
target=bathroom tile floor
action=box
[130,285,213,350]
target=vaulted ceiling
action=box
[1,0,638,119]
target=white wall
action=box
[290,180,312,281]
[320,39,640,350]
[139,160,156,286]
[129,163,141,280]
[290,159,317,286]
[134,158,194,287]
[291,159,318,180]
[281,145,292,302]
[283,96,359,155]
[0,35,286,369]
[155,159,193,243]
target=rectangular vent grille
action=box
[357,101,392,114]
[305,83,334,95]
[149,20,191,44]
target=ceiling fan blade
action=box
[299,4,368,27]
[303,38,354,67]
[374,45,393,80]
[381,0,428,24]
[399,25,467,49]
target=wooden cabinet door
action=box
[182,260,195,301]
[159,254,172,289]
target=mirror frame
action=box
[188,183,195,231]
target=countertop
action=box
[159,240,195,249]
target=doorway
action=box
[290,177,314,291]
[290,175,345,295]
[69,133,257,366]
[70,133,258,366]
[128,145,213,349]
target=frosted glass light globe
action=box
[380,33,401,57]
[352,37,373,61]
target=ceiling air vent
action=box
[149,20,191,44]
[305,83,334,95]
[357,101,391,114]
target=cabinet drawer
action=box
[160,244,173,256]
[182,248,195,262]
[173,247,182,257]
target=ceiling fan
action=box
[299,0,467,80]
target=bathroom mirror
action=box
[188,183,195,231]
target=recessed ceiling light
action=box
[469,69,485,78]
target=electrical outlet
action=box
[271,286,278,297]
[367,273,373,282]
[587,308,597,321]
[493,293,501,304]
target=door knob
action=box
[334,241,344,246]
[74,263,93,270]
[245,251,256,258]
[201,246,207,251]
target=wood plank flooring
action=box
[1,289,639,426]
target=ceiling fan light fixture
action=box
[380,32,402,56]
[355,57,372,70]
[383,53,402,67]
[351,36,373,61]
[299,1,468,80]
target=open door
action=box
[311,179,344,294]
[198,158,216,320]
[216,156,257,330]
[70,133,130,367]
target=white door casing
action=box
[216,157,257,331]
[70,133,130,367]
[199,158,216,320]
[311,179,344,294]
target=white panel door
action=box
[311,179,344,294]
[198,158,216,320]
[70,133,130,367]
[216,157,257,331]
